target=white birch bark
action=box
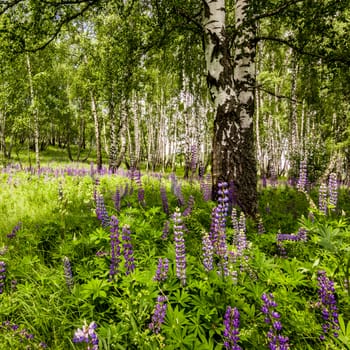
[26,54,40,169]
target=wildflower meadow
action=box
[1,162,350,349]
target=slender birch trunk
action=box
[109,98,118,172]
[203,0,257,216]
[90,91,102,171]
[26,54,40,169]
[0,111,6,158]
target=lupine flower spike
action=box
[317,270,340,340]
[261,293,290,350]
[0,261,6,294]
[122,225,135,275]
[149,295,168,334]
[223,306,241,350]
[63,256,74,291]
[173,208,186,286]
[73,321,99,350]
[109,216,121,280]
[153,258,169,282]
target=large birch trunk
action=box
[203,0,257,216]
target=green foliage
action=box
[0,167,350,349]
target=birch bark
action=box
[203,0,257,216]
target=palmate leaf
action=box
[80,278,110,300]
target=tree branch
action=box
[0,0,22,16]
[256,35,350,66]
[23,2,96,52]
[254,0,304,21]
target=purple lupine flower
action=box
[0,261,6,294]
[297,160,308,192]
[217,229,229,277]
[173,208,186,286]
[328,173,338,210]
[161,220,170,240]
[258,218,265,234]
[231,208,240,234]
[238,212,246,234]
[63,256,74,291]
[297,227,308,241]
[73,321,99,350]
[198,162,205,180]
[95,193,110,227]
[174,183,185,206]
[138,187,145,205]
[7,222,22,239]
[153,258,169,282]
[261,293,289,350]
[223,306,241,350]
[183,195,195,217]
[217,182,229,231]
[209,206,221,247]
[160,186,169,215]
[202,233,214,272]
[202,173,212,201]
[319,184,328,214]
[122,225,135,275]
[317,270,340,339]
[109,216,121,279]
[113,187,121,211]
[11,279,17,291]
[149,295,168,334]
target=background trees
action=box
[0,0,349,214]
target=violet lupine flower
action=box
[239,213,246,233]
[122,225,135,275]
[149,295,168,334]
[73,321,99,350]
[328,173,338,209]
[7,222,22,239]
[11,279,17,291]
[138,187,145,205]
[153,258,169,282]
[109,216,121,280]
[297,160,308,192]
[173,209,186,286]
[63,256,74,291]
[161,220,170,240]
[160,186,169,215]
[223,306,241,350]
[209,206,221,248]
[202,174,212,201]
[0,261,6,294]
[95,193,110,227]
[297,227,308,241]
[198,162,205,180]
[113,187,121,211]
[317,270,340,339]
[258,218,265,234]
[231,208,240,234]
[174,183,185,206]
[261,293,289,350]
[202,233,214,272]
[217,230,229,277]
[319,184,328,214]
[183,195,195,217]
[217,182,229,231]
